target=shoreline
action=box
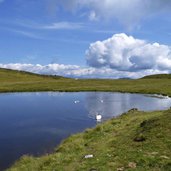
[0,89,170,98]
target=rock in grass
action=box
[84,154,94,159]
[134,133,146,142]
[160,155,170,159]
[117,167,124,171]
[89,169,97,171]
[128,162,137,168]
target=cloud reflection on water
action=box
[85,92,171,120]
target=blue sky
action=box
[1,0,171,78]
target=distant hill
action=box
[0,68,66,81]
[1,67,171,95]
[118,77,132,80]
[141,74,171,79]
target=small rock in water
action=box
[84,154,94,159]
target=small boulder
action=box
[117,167,124,171]
[128,162,137,168]
[84,154,94,159]
[134,134,146,142]
[160,155,170,159]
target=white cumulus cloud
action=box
[86,33,171,72]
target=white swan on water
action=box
[96,114,102,120]
[74,100,80,104]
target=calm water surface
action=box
[0,92,171,170]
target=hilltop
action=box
[141,74,171,79]
[0,68,66,81]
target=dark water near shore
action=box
[0,92,171,170]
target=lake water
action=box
[0,92,171,170]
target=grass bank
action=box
[1,68,171,97]
[8,109,171,171]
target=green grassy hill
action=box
[141,74,171,79]
[0,68,71,92]
[0,68,65,81]
[8,109,171,171]
[1,68,171,97]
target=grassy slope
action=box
[8,109,171,171]
[1,68,171,97]
[142,74,171,79]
